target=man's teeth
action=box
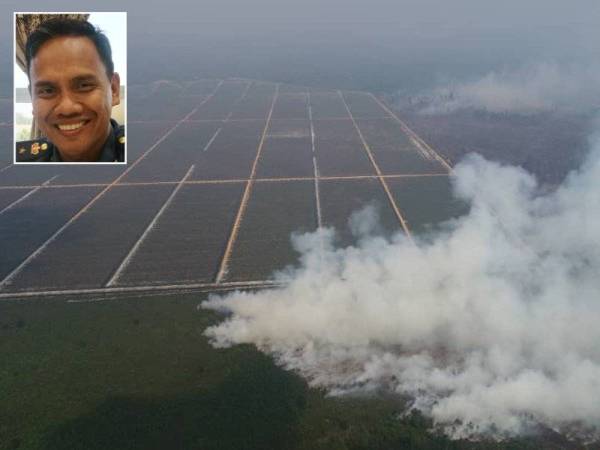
[57,121,85,131]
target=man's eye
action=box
[36,87,55,97]
[77,83,96,91]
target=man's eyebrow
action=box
[71,75,100,84]
[33,80,56,88]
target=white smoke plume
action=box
[202,141,600,440]
[414,62,600,114]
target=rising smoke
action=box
[203,138,600,440]
[412,62,600,114]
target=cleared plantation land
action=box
[258,119,313,178]
[226,180,317,281]
[0,187,100,285]
[0,165,65,186]
[388,176,469,234]
[271,93,309,120]
[0,188,29,210]
[115,183,245,285]
[309,91,352,119]
[312,119,375,176]
[128,79,221,121]
[0,124,11,168]
[319,178,403,247]
[189,80,251,120]
[121,121,223,183]
[354,118,448,175]
[229,82,277,120]
[343,91,392,119]
[6,185,174,291]
[190,120,266,181]
[0,78,457,297]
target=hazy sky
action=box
[2,0,598,41]
[1,0,599,94]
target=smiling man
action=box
[16,18,125,162]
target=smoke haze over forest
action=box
[204,139,600,439]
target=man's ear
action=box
[110,73,120,107]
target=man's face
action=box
[29,36,120,161]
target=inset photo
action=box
[14,12,126,163]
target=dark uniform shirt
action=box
[16,119,125,162]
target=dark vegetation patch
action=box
[0,292,595,450]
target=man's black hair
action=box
[25,18,114,79]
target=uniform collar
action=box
[52,119,121,162]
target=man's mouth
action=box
[54,120,90,134]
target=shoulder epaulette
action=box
[16,139,53,162]
[115,125,125,161]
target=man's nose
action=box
[54,92,84,116]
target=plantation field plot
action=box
[0,125,11,167]
[388,176,469,235]
[189,80,250,120]
[354,118,448,175]
[308,91,349,119]
[0,164,62,187]
[181,79,224,96]
[4,185,174,292]
[320,178,403,247]
[229,82,277,120]
[0,188,31,210]
[190,120,266,181]
[226,180,317,281]
[126,121,179,161]
[313,119,374,176]
[128,89,202,122]
[115,183,244,286]
[49,152,127,186]
[0,98,10,120]
[279,83,308,94]
[0,79,466,295]
[47,165,126,186]
[271,93,309,120]
[268,118,311,139]
[0,186,100,285]
[257,119,313,178]
[122,121,222,182]
[342,92,391,119]
[257,137,314,178]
